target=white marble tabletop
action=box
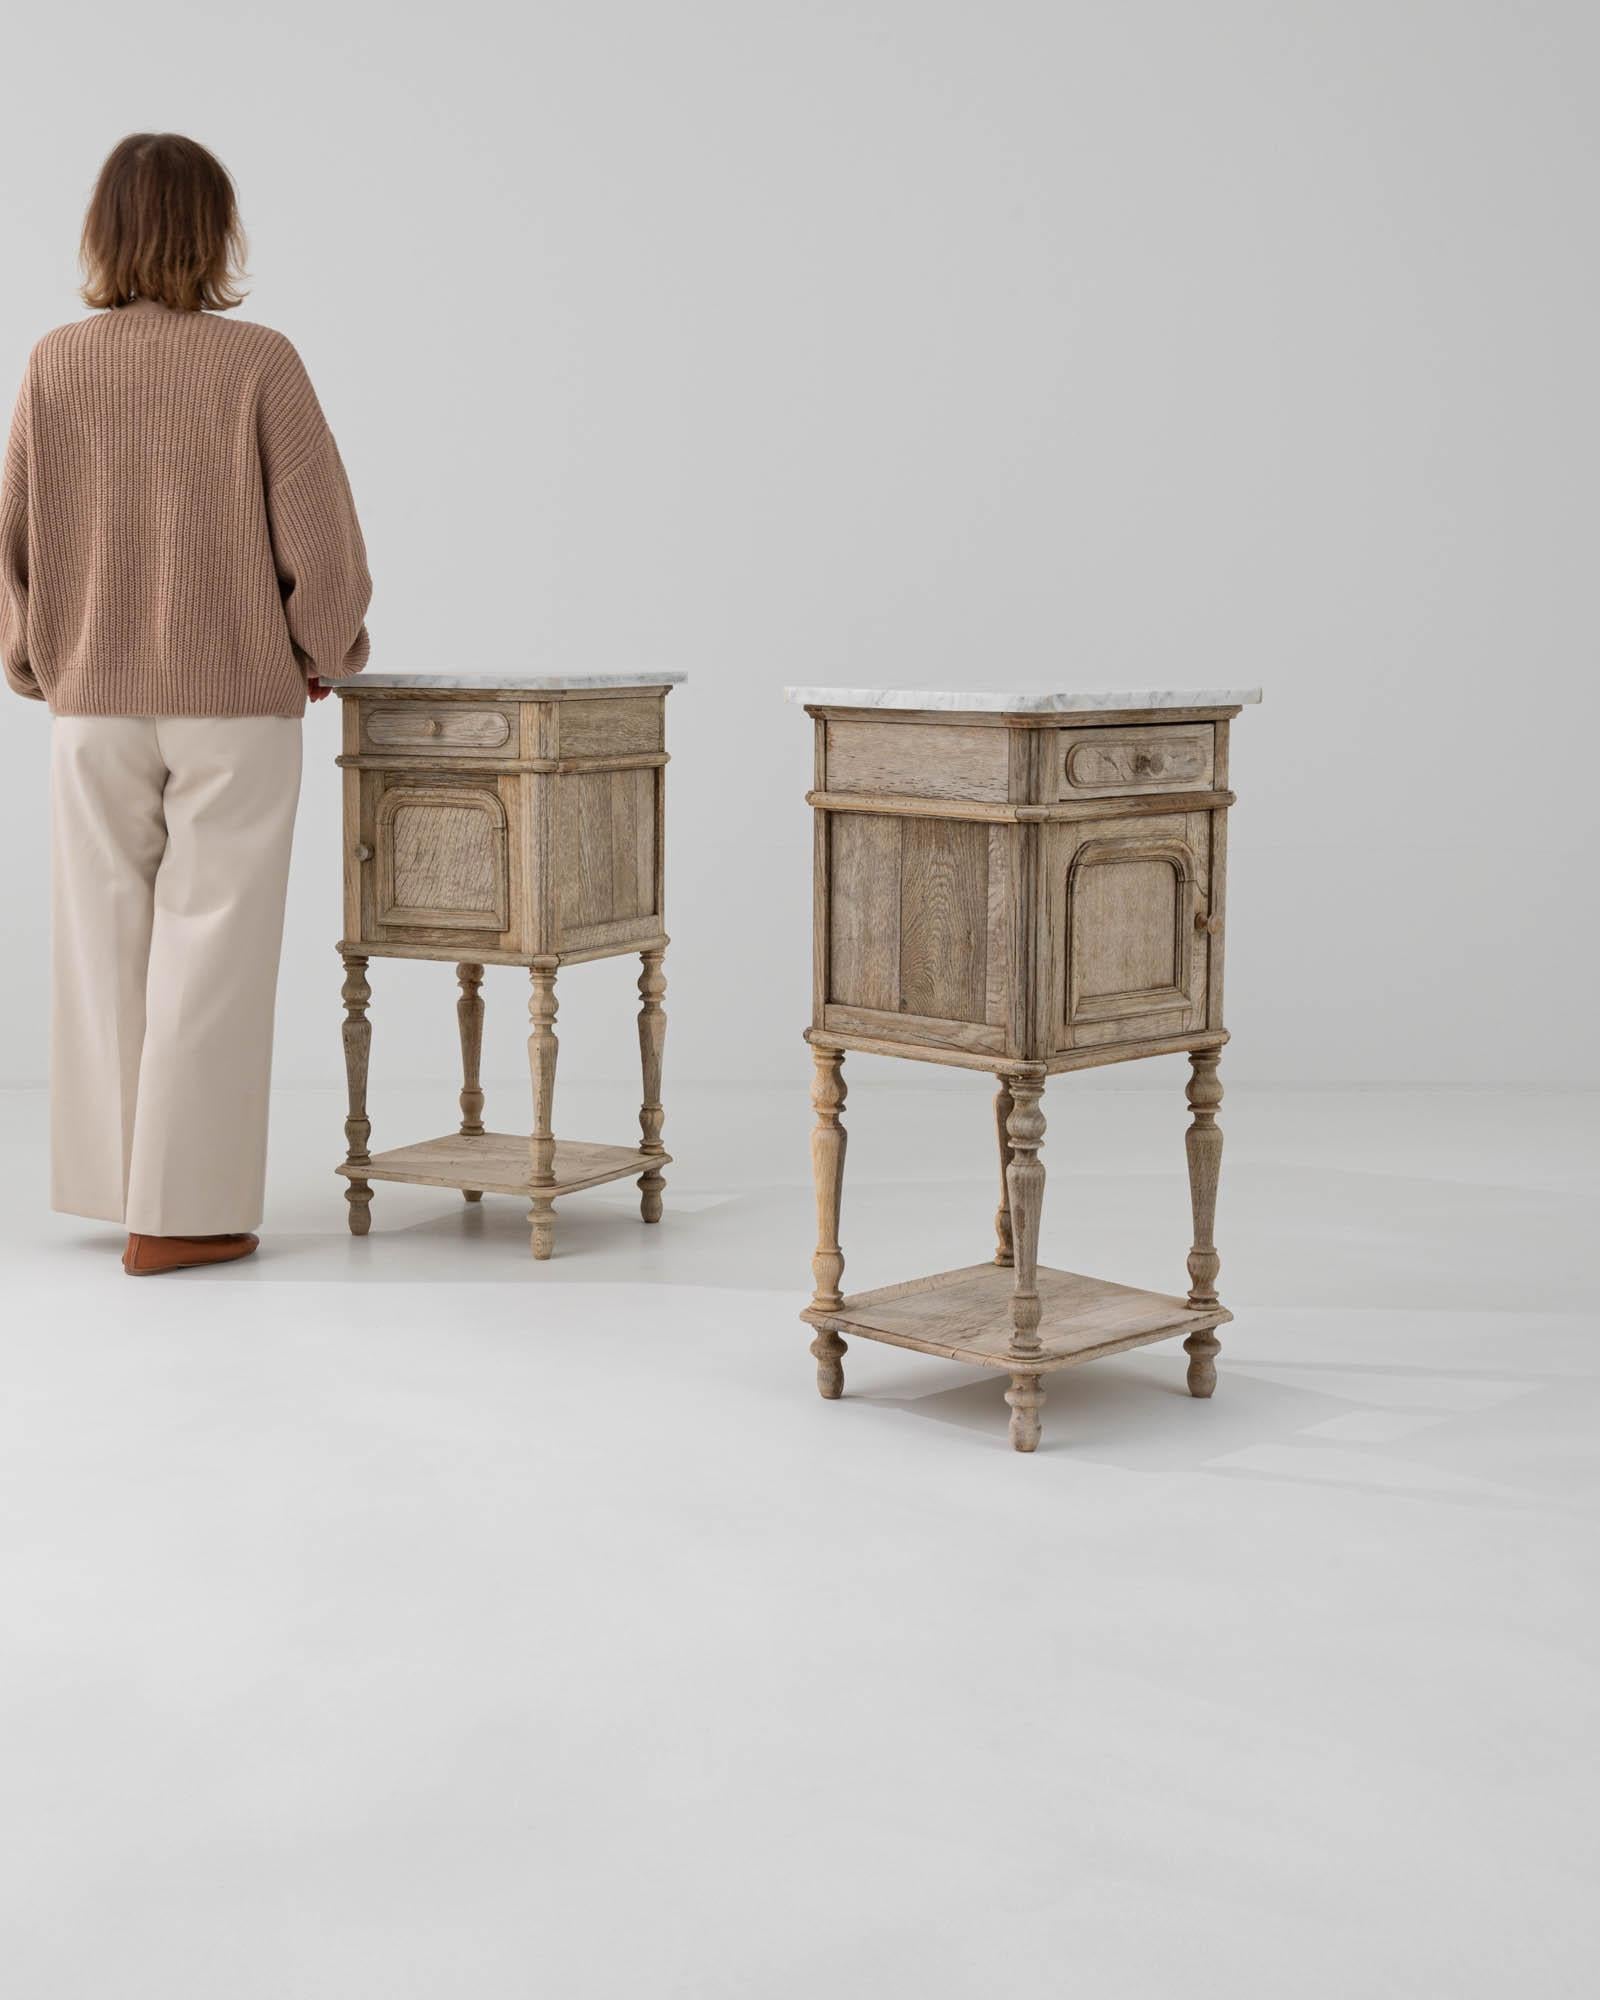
[784,684,1259,713]
[353,672,686,691]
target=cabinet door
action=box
[373,778,510,935]
[1046,811,1213,1051]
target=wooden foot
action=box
[993,1078,1014,1265]
[1003,1075,1046,1363]
[1184,1329,1220,1398]
[457,961,485,1202]
[1184,1051,1224,1397]
[637,947,667,1224]
[340,951,373,1236]
[811,1327,847,1400]
[527,960,558,1258]
[1006,1371,1044,1452]
[807,1047,848,1391]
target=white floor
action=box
[0,1072,1594,1998]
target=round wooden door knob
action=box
[355,843,374,863]
[1195,911,1222,935]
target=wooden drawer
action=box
[1056,724,1213,799]
[360,701,517,756]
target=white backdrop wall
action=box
[0,0,1594,1089]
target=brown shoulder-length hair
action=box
[80,133,247,313]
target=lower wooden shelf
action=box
[336,1131,670,1198]
[802,1261,1228,1373]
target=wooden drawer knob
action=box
[355,843,374,863]
[1133,750,1166,776]
[1194,910,1222,936]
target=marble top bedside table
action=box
[334,672,684,1258]
[788,683,1261,1451]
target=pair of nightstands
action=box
[331,674,1257,1454]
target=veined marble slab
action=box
[784,685,1260,713]
[352,672,687,691]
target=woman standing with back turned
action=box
[0,134,371,1275]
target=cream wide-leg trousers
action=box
[50,716,303,1235]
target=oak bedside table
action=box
[790,684,1260,1451]
[334,672,683,1258]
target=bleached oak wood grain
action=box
[825,719,1008,802]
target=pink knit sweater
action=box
[0,299,370,716]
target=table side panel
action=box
[341,697,363,940]
[555,765,661,952]
[819,803,1015,1057]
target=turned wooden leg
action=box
[340,951,373,1236]
[993,1077,1014,1266]
[527,959,559,1260]
[636,947,667,1224]
[1182,1051,1224,1398]
[1006,1372,1045,1453]
[456,962,485,1201]
[1004,1075,1047,1448]
[807,1046,848,1399]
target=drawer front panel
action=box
[361,702,516,756]
[1057,725,1213,799]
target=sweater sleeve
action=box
[266,435,372,682]
[259,338,372,683]
[0,367,42,701]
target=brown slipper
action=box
[123,1233,260,1276]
